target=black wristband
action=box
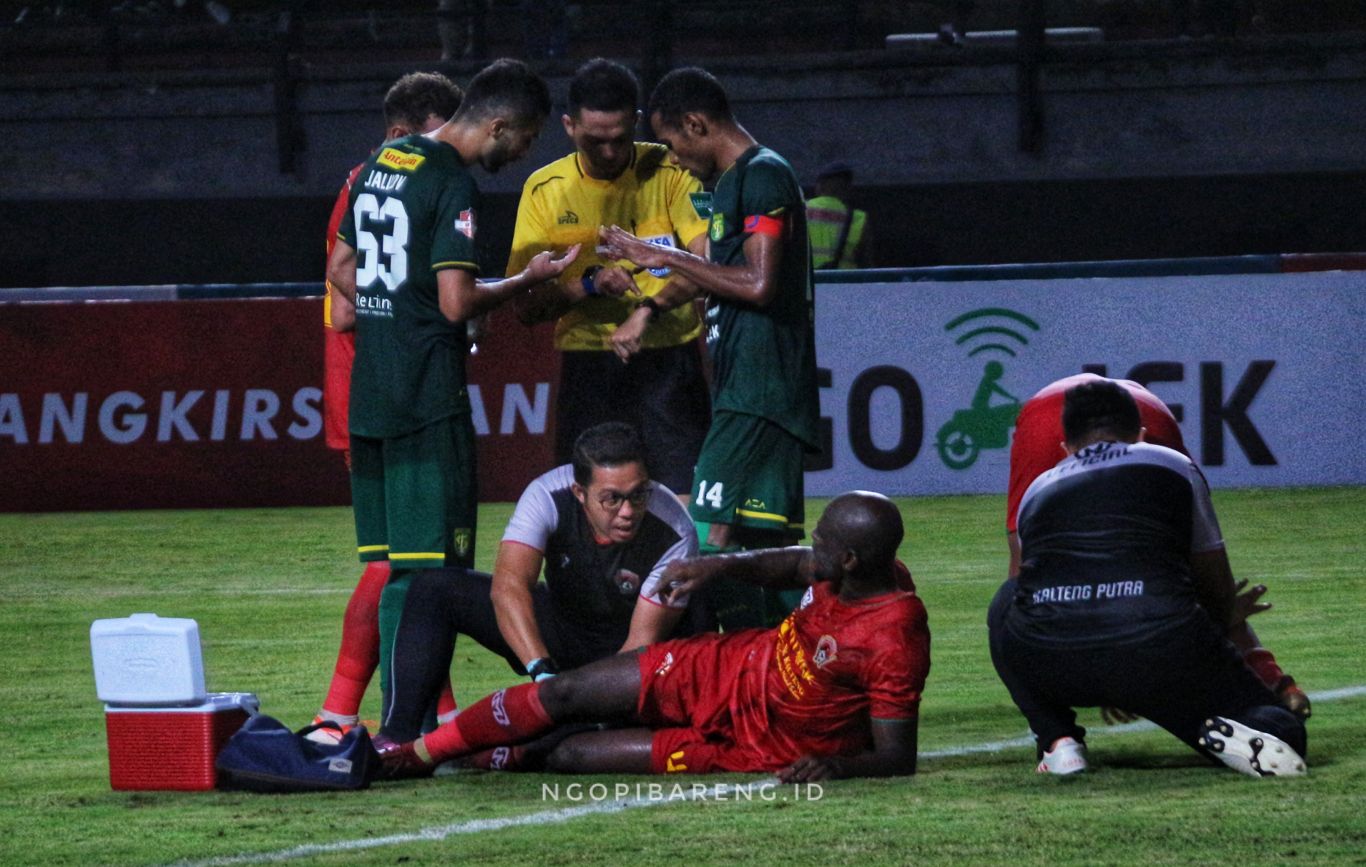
[580,266,603,296]
[526,657,559,680]
[639,297,662,321]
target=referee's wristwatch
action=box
[526,657,559,682]
[580,266,603,297]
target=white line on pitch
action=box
[174,778,782,867]
[174,684,1366,866]
[919,684,1365,759]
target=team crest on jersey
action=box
[641,234,676,277]
[709,213,725,242]
[654,651,675,678]
[376,147,425,172]
[453,528,472,558]
[813,635,838,668]
[557,210,579,225]
[454,209,475,239]
[615,569,642,596]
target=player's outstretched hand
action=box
[598,225,671,270]
[1230,579,1271,626]
[524,244,581,284]
[778,755,842,783]
[660,557,723,606]
[1100,706,1141,726]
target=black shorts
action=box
[555,344,710,496]
[987,579,1304,756]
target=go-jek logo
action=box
[936,308,1040,470]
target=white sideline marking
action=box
[175,778,780,867]
[920,685,1365,759]
[176,685,1366,866]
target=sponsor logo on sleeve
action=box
[689,191,713,219]
[376,147,426,172]
[455,209,475,239]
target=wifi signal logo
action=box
[943,307,1040,358]
[935,307,1040,470]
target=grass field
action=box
[2,487,1363,866]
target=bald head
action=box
[818,491,904,577]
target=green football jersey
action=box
[337,135,481,439]
[704,145,819,449]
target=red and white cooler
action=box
[104,692,259,790]
[91,613,257,790]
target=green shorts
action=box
[689,410,805,537]
[349,415,477,569]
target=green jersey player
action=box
[326,58,578,723]
[599,66,819,627]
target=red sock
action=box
[462,745,529,771]
[321,561,390,716]
[1244,647,1285,690]
[437,679,458,722]
[421,682,552,763]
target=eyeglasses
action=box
[595,487,651,512]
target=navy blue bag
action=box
[215,714,379,792]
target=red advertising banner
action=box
[0,298,557,512]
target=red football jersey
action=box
[1006,373,1188,532]
[638,568,930,772]
[322,163,364,451]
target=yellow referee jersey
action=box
[506,143,710,351]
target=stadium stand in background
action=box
[5,1,1366,74]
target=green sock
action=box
[376,568,413,721]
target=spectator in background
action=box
[806,161,869,269]
[437,0,489,61]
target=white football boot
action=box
[1200,716,1306,778]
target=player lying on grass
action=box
[378,491,931,782]
[373,422,704,743]
[1006,372,1310,721]
[990,380,1307,777]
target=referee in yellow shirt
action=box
[510,59,712,498]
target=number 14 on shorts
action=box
[696,480,723,509]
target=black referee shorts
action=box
[555,343,710,497]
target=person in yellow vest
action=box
[510,59,712,499]
[806,161,869,270]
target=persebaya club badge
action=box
[709,213,725,242]
[453,528,472,558]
